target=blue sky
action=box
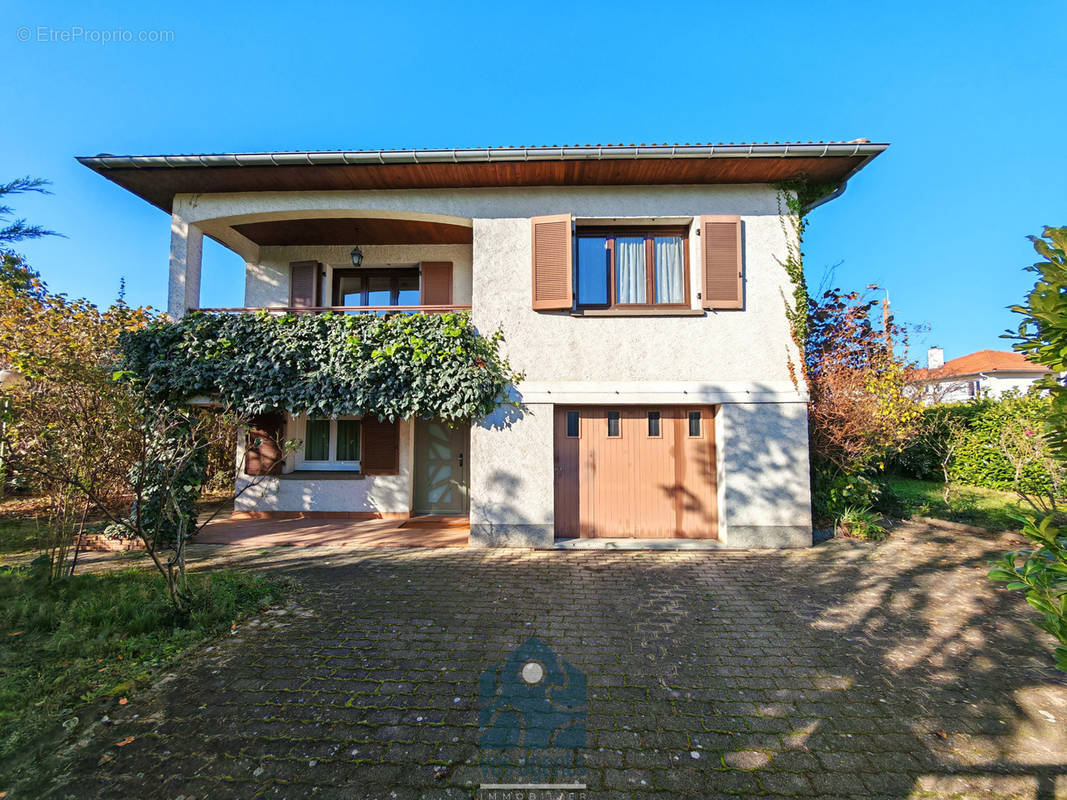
[2,1,1064,363]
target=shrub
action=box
[836,506,888,541]
[891,394,1058,496]
[989,514,1067,671]
[811,466,882,522]
[0,272,152,578]
[806,288,922,476]
[870,479,910,519]
[993,225,1067,672]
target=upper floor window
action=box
[332,267,420,308]
[575,227,689,309]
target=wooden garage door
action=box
[554,406,718,539]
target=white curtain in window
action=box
[615,237,646,304]
[654,237,685,304]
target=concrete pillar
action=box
[468,402,555,547]
[717,402,813,548]
[168,214,203,318]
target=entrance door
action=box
[554,406,717,538]
[413,419,470,514]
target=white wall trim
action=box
[514,381,808,405]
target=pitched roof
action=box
[911,350,1050,381]
[76,139,887,213]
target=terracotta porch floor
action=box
[197,515,469,548]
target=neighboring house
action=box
[79,140,886,548]
[909,347,1051,404]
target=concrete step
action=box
[400,515,470,529]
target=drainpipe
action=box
[802,182,848,214]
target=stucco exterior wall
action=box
[197,183,813,546]
[469,403,554,547]
[468,399,811,548]
[244,244,473,308]
[234,418,415,514]
[716,402,812,548]
[471,211,797,385]
[175,184,784,228]
[183,184,803,388]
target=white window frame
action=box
[294,414,362,471]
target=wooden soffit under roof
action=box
[232,217,472,246]
[77,141,887,213]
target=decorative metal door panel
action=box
[414,419,470,514]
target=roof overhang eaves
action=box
[76,142,890,215]
[77,142,889,172]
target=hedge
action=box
[891,393,1055,495]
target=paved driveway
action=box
[47,522,1067,799]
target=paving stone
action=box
[28,522,1067,798]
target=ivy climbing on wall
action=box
[118,310,524,423]
[775,179,840,387]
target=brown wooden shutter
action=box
[244,412,285,476]
[700,216,743,310]
[531,214,573,310]
[419,262,453,305]
[361,416,400,475]
[289,260,321,308]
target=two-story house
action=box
[79,140,886,548]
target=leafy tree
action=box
[922,407,968,504]
[0,271,151,578]
[0,178,253,607]
[989,226,1067,671]
[0,271,274,605]
[806,287,922,519]
[0,252,45,299]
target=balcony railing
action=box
[195,305,472,314]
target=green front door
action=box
[413,419,470,515]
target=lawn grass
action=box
[887,476,1029,531]
[0,561,284,793]
[0,516,40,557]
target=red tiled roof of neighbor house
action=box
[911,350,1050,381]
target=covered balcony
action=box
[168,210,473,317]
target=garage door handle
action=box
[458,453,463,468]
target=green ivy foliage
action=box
[892,394,1056,494]
[118,311,523,422]
[773,179,839,381]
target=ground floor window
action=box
[297,416,362,470]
